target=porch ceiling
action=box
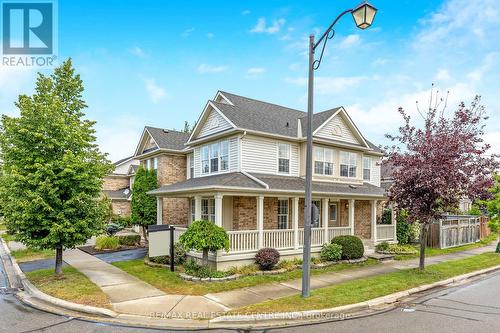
[148,172,386,198]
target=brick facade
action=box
[103,176,129,191]
[156,154,189,226]
[111,200,131,216]
[232,196,257,230]
[354,200,372,239]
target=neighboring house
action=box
[103,156,139,216]
[140,91,394,269]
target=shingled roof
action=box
[145,127,190,151]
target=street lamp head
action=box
[351,1,377,29]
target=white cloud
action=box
[197,64,228,74]
[435,68,451,81]
[241,10,251,16]
[247,67,265,75]
[371,58,387,66]
[95,117,143,162]
[207,32,215,39]
[129,46,147,58]
[144,79,167,103]
[339,34,361,49]
[250,18,285,34]
[181,27,195,38]
[466,52,499,82]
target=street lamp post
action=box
[302,1,378,298]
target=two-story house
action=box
[139,91,395,269]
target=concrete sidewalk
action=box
[63,249,229,317]
[65,244,496,318]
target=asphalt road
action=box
[1,255,499,333]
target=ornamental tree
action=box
[131,166,158,242]
[386,92,498,270]
[486,174,500,238]
[179,220,229,267]
[0,59,113,275]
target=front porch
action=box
[158,193,396,268]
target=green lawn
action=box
[395,234,498,260]
[26,266,111,309]
[234,252,500,314]
[112,259,378,295]
[10,248,55,263]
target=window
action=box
[190,198,195,222]
[189,155,194,178]
[363,157,371,181]
[201,140,229,175]
[329,203,338,221]
[278,143,290,174]
[340,151,357,178]
[201,198,215,222]
[220,140,229,171]
[314,147,334,175]
[277,199,289,229]
[152,157,157,170]
[146,159,151,170]
[312,200,321,227]
[201,146,209,174]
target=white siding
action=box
[241,135,299,176]
[367,155,381,187]
[192,135,239,178]
[316,114,360,145]
[197,109,232,138]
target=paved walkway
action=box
[64,244,496,318]
[63,249,229,317]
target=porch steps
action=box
[367,252,395,262]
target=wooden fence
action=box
[427,215,489,249]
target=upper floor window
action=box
[314,147,334,176]
[189,155,194,179]
[145,157,157,171]
[278,143,290,174]
[340,151,357,178]
[201,140,229,175]
[363,157,371,181]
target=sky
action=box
[2,0,500,162]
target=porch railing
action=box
[376,225,395,241]
[227,230,259,252]
[264,229,294,249]
[328,226,351,239]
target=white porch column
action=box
[293,197,299,249]
[371,200,378,242]
[214,193,223,227]
[257,196,264,249]
[322,198,329,244]
[156,197,163,225]
[194,195,202,220]
[349,199,355,235]
[392,205,397,242]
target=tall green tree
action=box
[131,166,158,242]
[0,59,113,275]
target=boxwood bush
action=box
[95,235,119,250]
[117,234,141,246]
[255,248,280,270]
[331,235,364,260]
[148,243,187,265]
[320,243,342,261]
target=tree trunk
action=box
[202,249,209,267]
[141,226,148,244]
[55,246,63,276]
[419,223,429,270]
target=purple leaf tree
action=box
[386,88,499,270]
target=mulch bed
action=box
[78,244,145,255]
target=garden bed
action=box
[78,244,145,255]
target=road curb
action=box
[0,238,118,318]
[208,263,500,326]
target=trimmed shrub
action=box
[95,235,119,250]
[375,241,390,252]
[255,248,280,270]
[320,243,342,262]
[117,234,141,246]
[496,242,500,254]
[396,210,411,244]
[183,258,231,278]
[331,235,364,260]
[112,215,132,228]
